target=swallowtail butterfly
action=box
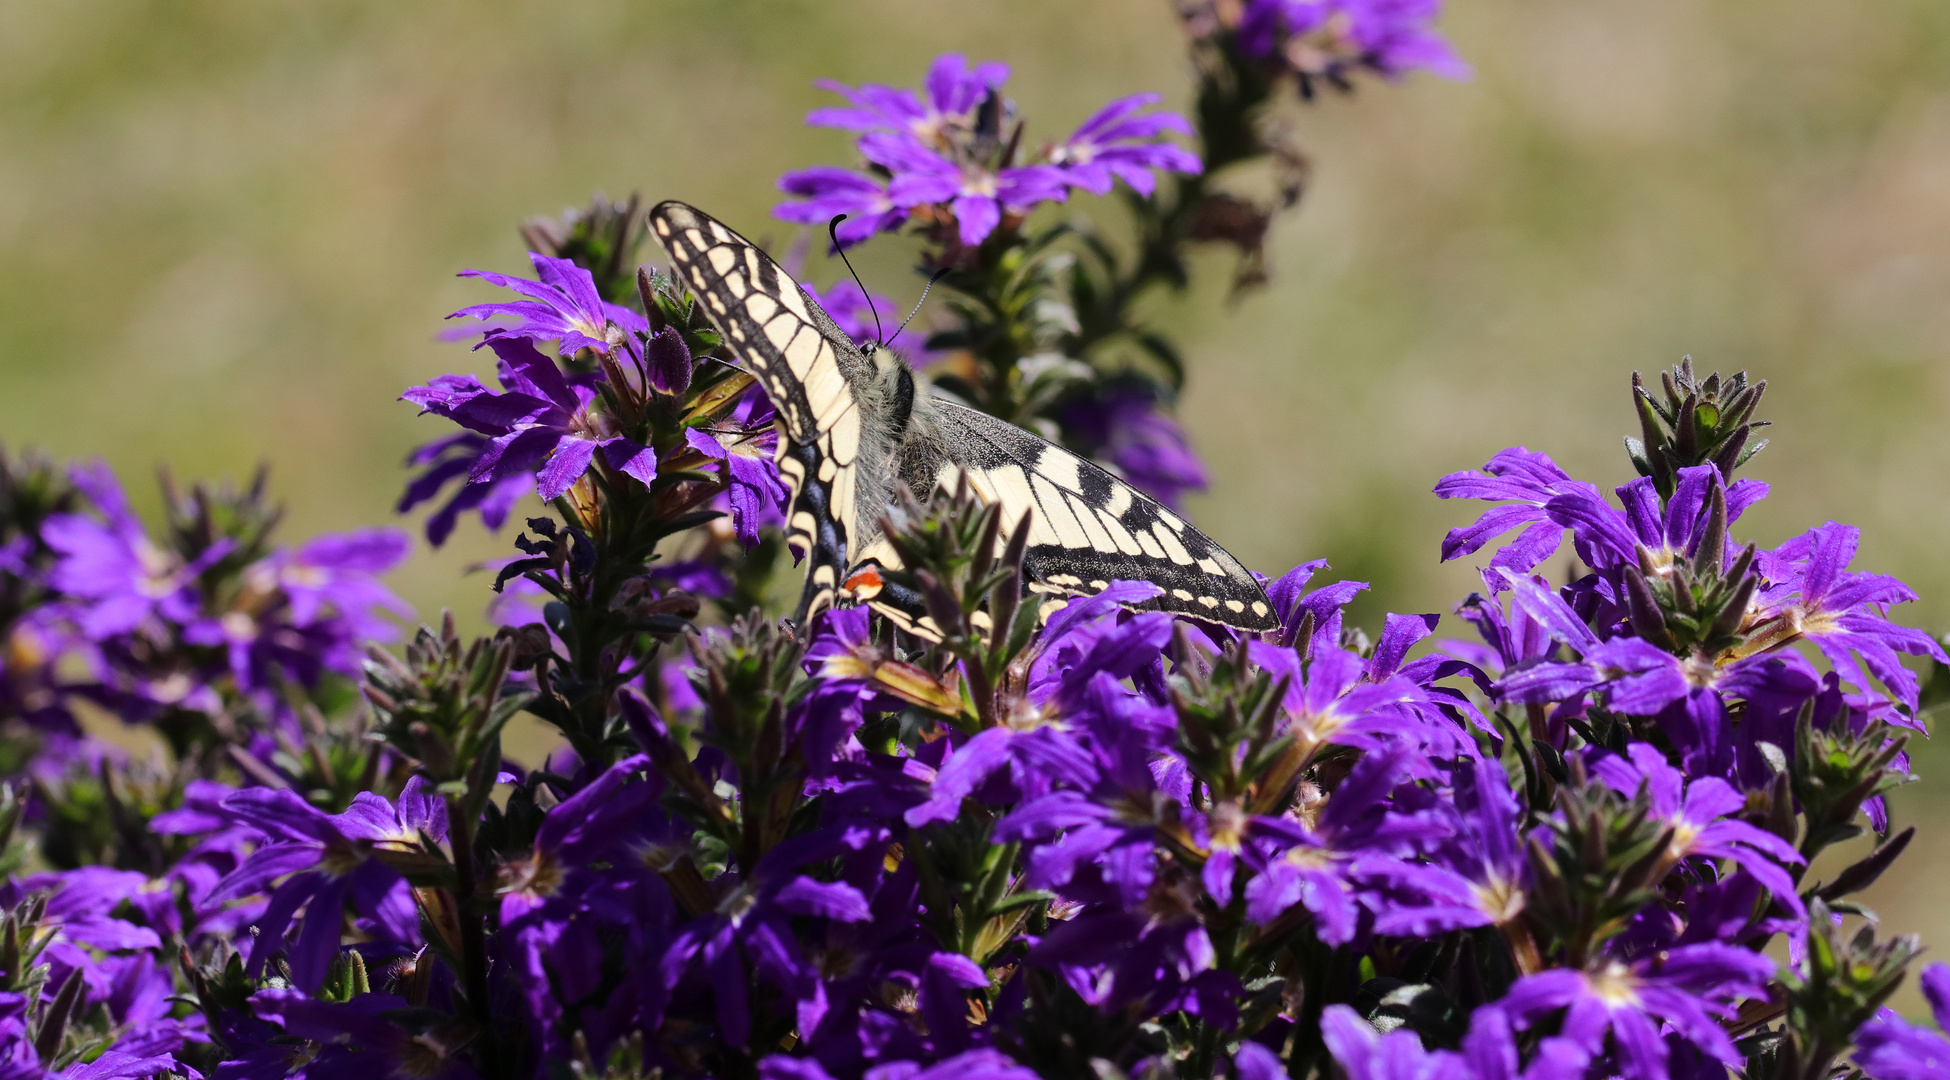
[650,201,1278,639]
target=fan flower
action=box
[401,337,657,504]
[774,169,909,248]
[1234,0,1469,83]
[42,463,234,640]
[449,251,647,356]
[1854,963,1950,1079]
[683,387,790,548]
[203,784,435,988]
[864,134,1071,249]
[1048,93,1202,198]
[396,431,535,546]
[1497,942,1774,1080]
[805,53,1011,145]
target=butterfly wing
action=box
[649,201,879,623]
[915,400,1278,632]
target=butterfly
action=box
[649,200,1278,639]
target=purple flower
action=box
[42,463,234,639]
[1497,942,1774,1079]
[775,169,910,247]
[1320,1003,1471,1080]
[1855,963,1950,1079]
[1244,640,1441,758]
[1745,521,1949,720]
[1451,568,1559,675]
[396,431,534,547]
[1542,465,1767,576]
[805,54,1011,146]
[760,1048,1041,1080]
[1238,744,1462,943]
[1590,743,1806,918]
[864,134,1071,248]
[1434,447,1592,573]
[684,388,790,548]
[1048,94,1202,198]
[450,252,646,356]
[660,826,881,1049]
[1422,755,1529,930]
[205,784,434,988]
[250,988,477,1080]
[1260,558,1370,651]
[402,337,656,504]
[260,528,411,637]
[0,869,161,1000]
[1237,0,1469,82]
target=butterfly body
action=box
[650,200,1277,636]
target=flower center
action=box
[1586,962,1643,1008]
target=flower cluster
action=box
[777,54,1199,252]
[1203,0,1470,90]
[0,447,410,779]
[7,352,1946,1080]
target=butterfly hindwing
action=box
[924,401,1278,632]
[649,201,874,621]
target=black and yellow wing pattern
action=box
[650,200,887,624]
[926,401,1276,631]
[650,200,1278,636]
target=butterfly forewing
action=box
[650,201,871,621]
[923,402,1277,632]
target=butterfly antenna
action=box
[886,268,950,352]
[828,214,886,347]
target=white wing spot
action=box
[1197,596,1220,609]
[1064,493,1115,552]
[684,229,707,252]
[1197,557,1224,575]
[708,221,734,243]
[778,284,810,319]
[1037,449,1084,493]
[1158,509,1187,534]
[1225,600,1246,613]
[745,294,779,324]
[653,218,672,237]
[1136,528,1165,560]
[1252,601,1270,618]
[1103,484,1133,517]
[721,270,748,298]
[707,246,737,274]
[1097,509,1143,556]
[784,334,824,379]
[1153,522,1194,565]
[764,315,799,352]
[1030,475,1090,549]
[1172,588,1195,601]
[817,455,836,482]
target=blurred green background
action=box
[3,0,1949,1015]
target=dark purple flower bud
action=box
[644,326,694,396]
